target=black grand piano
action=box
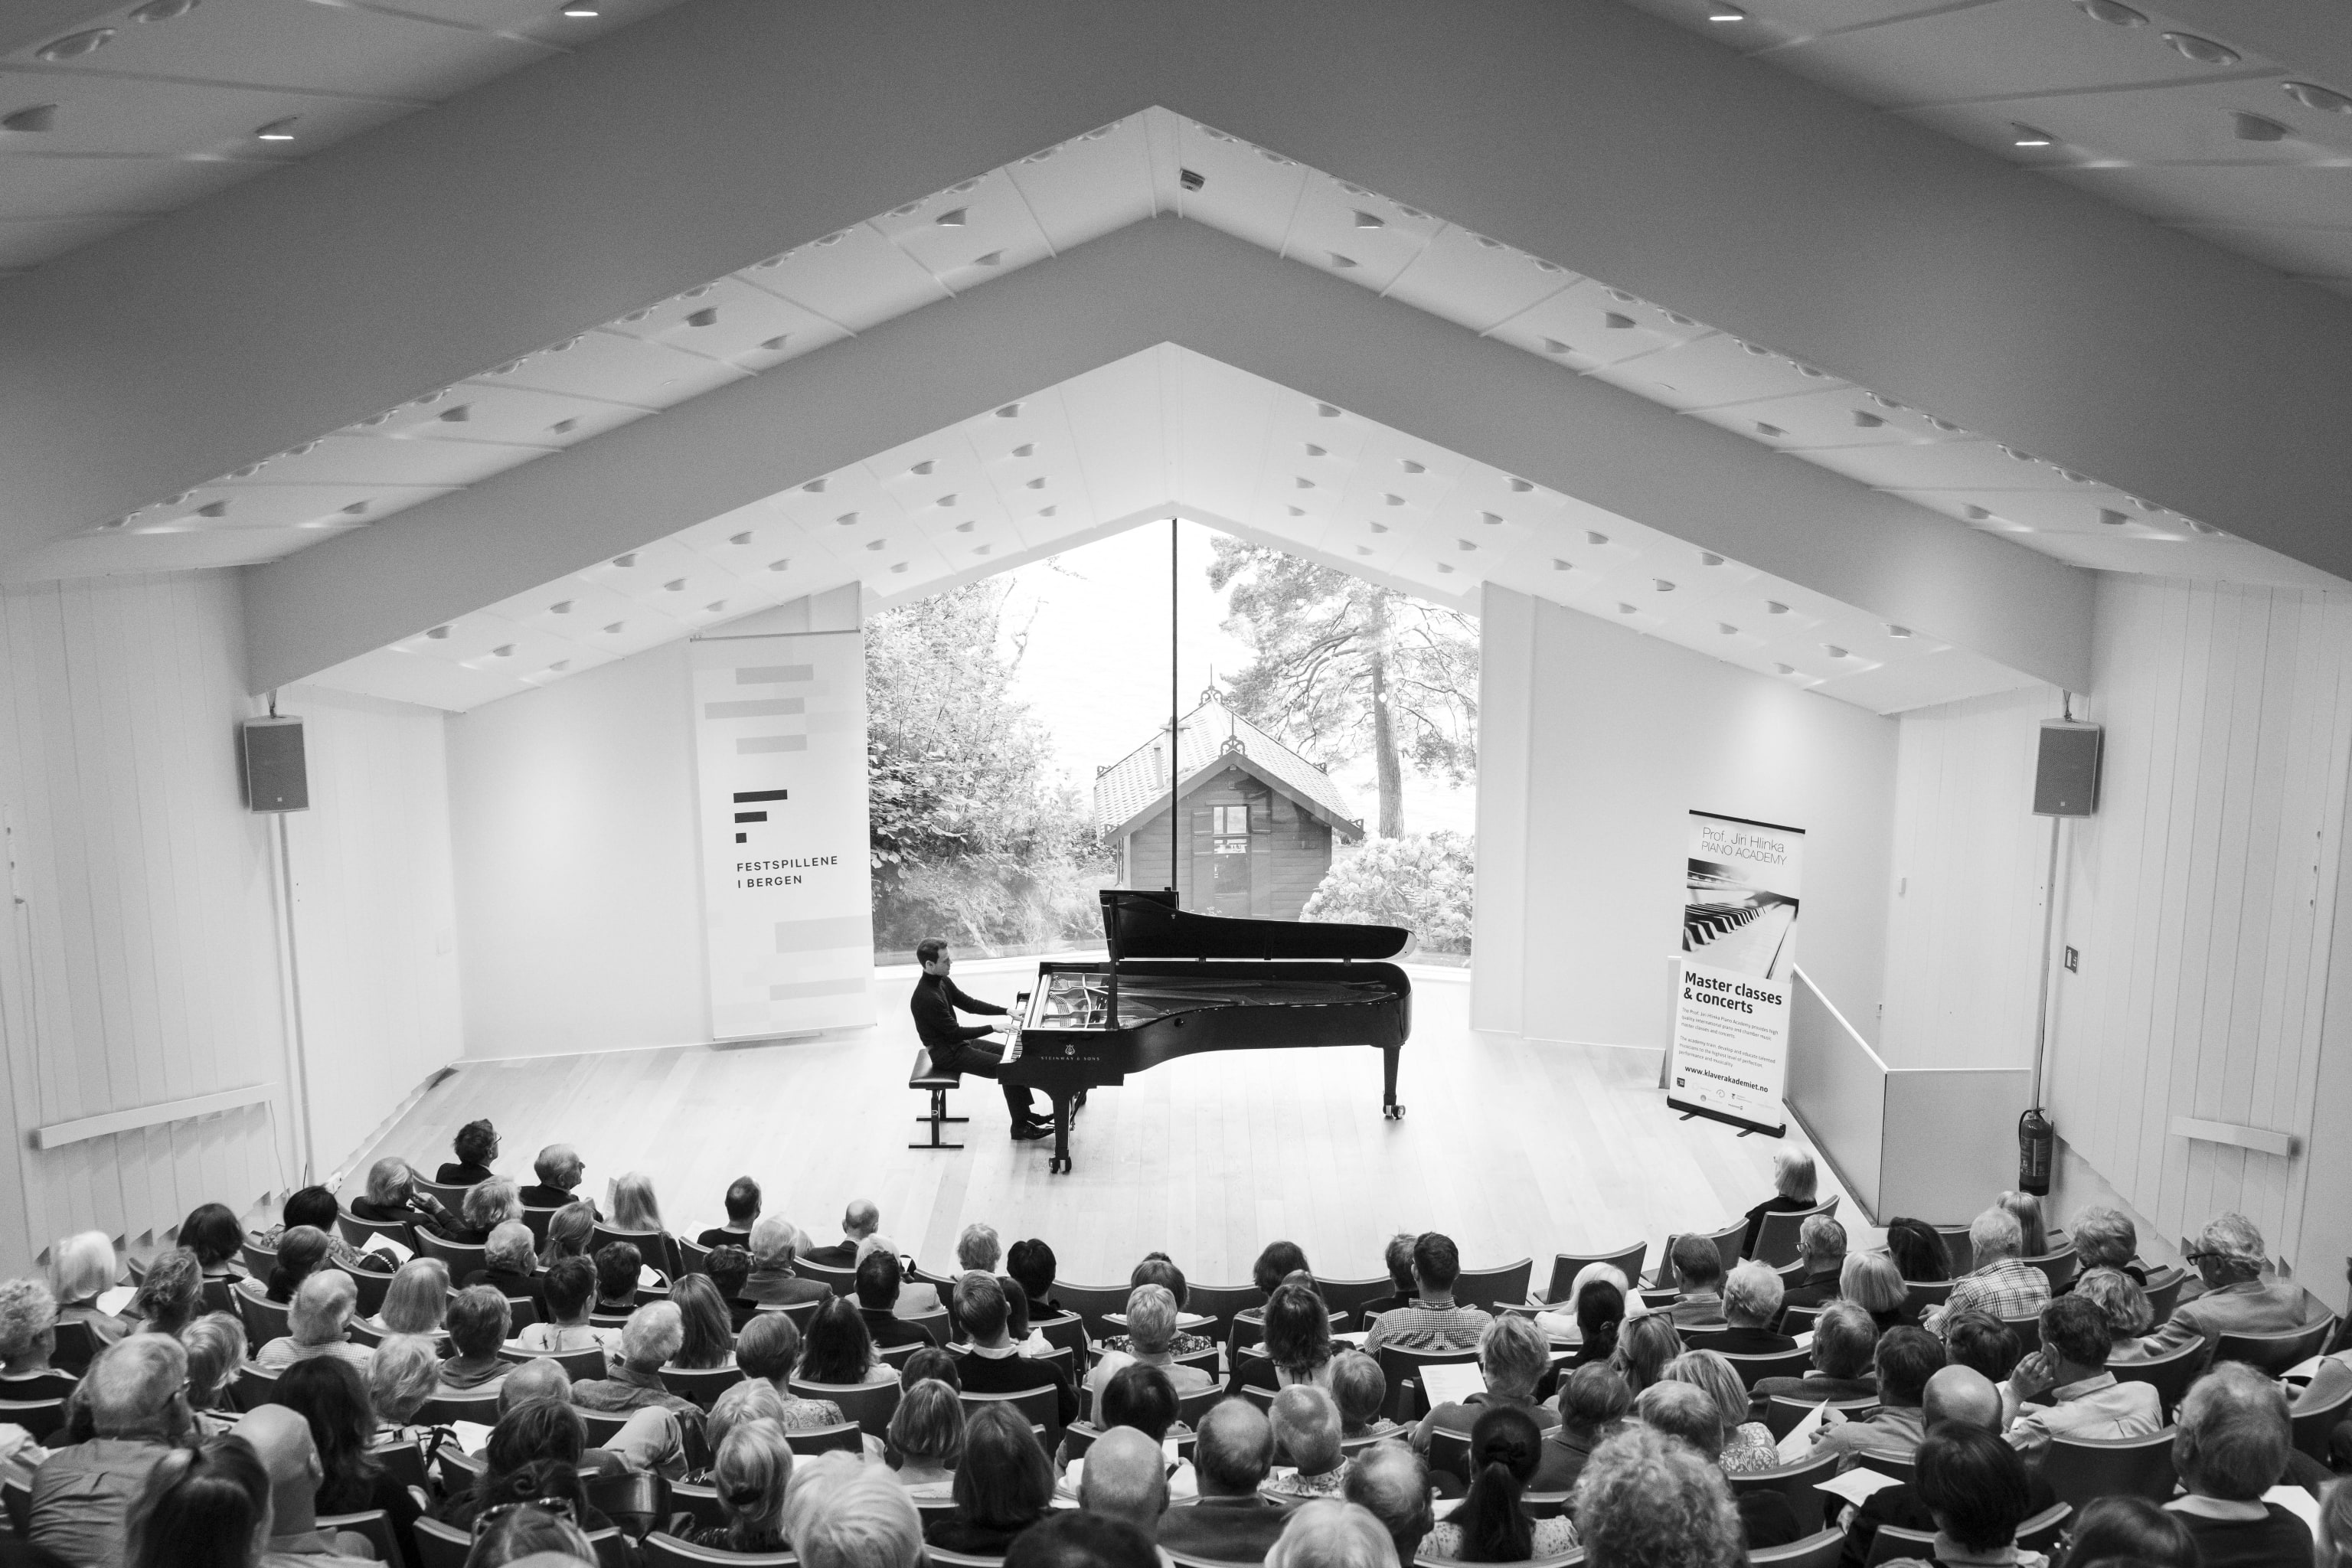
[1001,889,1413,1173]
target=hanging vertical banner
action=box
[691,630,874,1038]
[1667,810,1805,1135]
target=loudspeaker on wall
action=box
[2033,720,2101,817]
[241,717,309,812]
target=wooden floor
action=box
[344,962,1854,1287]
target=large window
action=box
[1212,804,1250,854]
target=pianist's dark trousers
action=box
[933,1040,1038,1124]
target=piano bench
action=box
[910,1051,969,1151]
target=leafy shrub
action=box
[1301,831,1474,954]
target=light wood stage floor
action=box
[346,959,1852,1287]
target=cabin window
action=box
[1211,804,1250,854]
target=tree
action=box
[1302,831,1475,954]
[1209,539,1478,836]
[865,579,1112,952]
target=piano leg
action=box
[1382,1044,1405,1120]
[1048,1093,1075,1174]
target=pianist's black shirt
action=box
[910,973,1006,1060]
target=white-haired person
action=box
[178,1312,247,1436]
[2135,1213,2309,1359]
[1661,1351,1777,1473]
[2064,1205,2147,1285]
[1777,1214,1848,1321]
[1713,1261,1796,1355]
[255,1270,371,1372]
[790,1449,927,1568]
[689,1417,795,1552]
[1089,1283,1214,1408]
[2071,1268,2156,1364]
[458,1222,543,1315]
[439,1177,523,1246]
[0,1277,74,1400]
[2164,1363,2313,1565]
[29,1334,192,1568]
[1263,1385,1351,1501]
[856,1234,940,1316]
[1266,1498,1402,1568]
[517,1144,593,1215]
[1934,1207,2049,1328]
[52,1230,129,1354]
[742,1216,830,1308]
[361,1258,449,1341]
[1533,1260,1633,1346]
[348,1156,455,1233]
[364,1333,456,1463]
[1414,1313,1557,1455]
[571,1301,704,1423]
[1738,1148,1818,1260]
[1578,1422,1745,1568]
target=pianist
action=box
[910,939,1049,1141]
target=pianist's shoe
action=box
[1011,1120,1052,1141]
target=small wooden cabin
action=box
[1094,694,1365,920]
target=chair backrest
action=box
[1664,1219,1747,1282]
[231,1286,292,1349]
[1752,1199,1840,1269]
[756,1299,821,1331]
[1374,1345,1479,1421]
[337,1212,416,1252]
[657,1363,748,1410]
[1314,1274,1399,1327]
[2017,1502,2073,1556]
[1426,1427,1473,1484]
[316,1510,401,1568]
[2020,1246,2078,1292]
[1033,1311,1089,1361]
[667,1482,727,1531]
[1749,1527,1846,1568]
[585,1467,668,1533]
[1543,1246,1648,1305]
[349,1267,394,1319]
[1762,1396,1877,1439]
[47,1318,98,1376]
[1721,1347,1815,1389]
[416,1391,505,1426]
[2142,1267,2188,1325]
[1174,1384,1223,1429]
[928,1552,1007,1568]
[0,1398,64,1442]
[2109,1338,2209,1419]
[1848,1448,1914,1485]
[1051,1280,1132,1337]
[2001,1314,2043,1355]
[412,1517,472,1568]
[1452,1259,1534,1314]
[789,1377,903,1436]
[412,1232,488,1276]
[877,1341,925,1367]
[592,1223,667,1260]
[1864,1524,1936,1568]
[587,1530,627,1568]
[2293,1370,2352,1461]
[374,1440,427,1494]
[1903,1279,1954,1312]
[498,1344,610,1381]
[677,1237,710,1276]
[2213,1316,2337,1376]
[795,1259,856,1295]
[1779,1304,1824,1337]
[413,1179,472,1210]
[579,1407,637,1447]
[2041,1427,2178,1510]
[642,1533,795,1568]
[1932,1226,1975,1277]
[232,1364,280,1412]
[1726,1448,1841,1535]
[241,1240,279,1279]
[782,1422,864,1456]
[0,1476,28,1539]
[1181,1282,1264,1340]
[899,1308,952,1345]
[520,1206,564,1246]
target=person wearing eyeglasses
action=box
[2132,1214,2309,1360]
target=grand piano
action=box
[1001,889,1413,1173]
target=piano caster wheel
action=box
[1384,1103,1406,1120]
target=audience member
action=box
[1998,1191,2050,1259]
[256,1191,392,1279]
[2138,1215,2310,1359]
[1838,1366,2033,1568]
[1884,1218,1953,1283]
[515,1145,590,1213]
[570,1302,702,1423]
[460,1223,542,1314]
[1738,1149,1819,1259]
[2055,1496,2200,1568]
[885,1377,962,1497]
[260,1228,331,1305]
[444,1179,523,1248]
[361,1258,446,1341]
[606,1171,684,1278]
[466,1504,598,1568]
[1257,1281,1336,1390]
[363,1334,446,1452]
[30,1334,190,1568]
[854,1250,935,1351]
[348,1158,454,1233]
[1102,1254,1212,1359]
[1664,1351,1776,1472]
[1087,1364,1191,1501]
[1843,1252,1920,1331]
[510,1256,606,1354]
[1346,1441,1434,1568]
[2066,1208,2148,1288]
[2165,1363,2311,1567]
[1664,1236,1728,1328]
[233,1403,376,1568]
[179,1312,246,1433]
[689,1417,795,1551]
[799,1198,875,1267]
[1779,1216,1848,1319]
[2314,1481,2352,1568]
[1750,1299,1877,1416]
[1266,1501,1401,1568]
[1415,1312,1556,1454]
[1157,1399,1289,1560]
[1008,1237,1068,1318]
[1330,1348,1397,1441]
[1362,1235,1419,1320]
[436,1119,499,1186]
[861,1233,941,1317]
[1612,1313,1684,1395]
[669,1274,736,1370]
[1813,1325,1942,1465]
[800,1295,893,1385]
[178,1204,247,1288]
[1940,1207,2051,1325]
[697,1178,763,1250]
[1943,1312,2025,1383]
[1364,1233,1493,1354]
[1076,1425,1169,1541]
[443,1429,606,1534]
[742,1217,829,1307]
[505,1355,684,1478]
[273,1357,420,1560]
[952,1271,1078,1425]
[52,1231,129,1351]
[121,1436,268,1568]
[2071,1269,2154,1359]
[1575,1424,1744,1568]
[436,1285,511,1390]
[706,1245,755,1329]
[1263,1385,1349,1499]
[1998,1295,2161,1455]
[957,1224,1003,1276]
[1535,1363,1632,1491]
[256,1272,371,1372]
[590,1241,641,1317]
[733,1313,851,1431]
[1253,1241,1313,1295]
[0,1278,72,1400]
[923,1401,1055,1554]
[126,1251,203,1338]
[1883,1426,2040,1568]
[1569,1278,1627,1368]
[537,1201,596,1269]
[791,1458,926,1568]
[1423,1403,1576,1562]
[1714,1262,1795,1354]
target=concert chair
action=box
[2041,1428,2176,1509]
[782,1422,864,1456]
[1778,1304,1823,1336]
[497,1344,609,1380]
[2020,1245,2078,1292]
[1314,1274,1398,1329]
[643,1535,794,1568]
[2001,1314,2041,1354]
[1727,1449,1840,1534]
[416,1390,503,1427]
[411,1230,487,1277]
[412,1179,472,1212]
[338,1210,416,1253]
[2293,1374,2352,1461]
[0,1478,26,1539]
[2143,1266,2188,1325]
[1650,1220,1743,1285]
[1848,1449,1913,1485]
[1762,1395,1876,1439]
[230,1285,292,1348]
[1538,1246,1648,1306]
[1751,1527,1846,1568]
[656,1364,747,1410]
[666,1482,724,1534]
[1180,1282,1263,1342]
[2017,1504,2073,1556]
[2213,1315,2336,1375]
[2109,1339,2207,1420]
[350,1267,394,1320]
[374,1441,428,1496]
[1452,1259,1534,1313]
[231,1364,280,1412]
[519,1206,564,1247]
[411,1518,472,1568]
[241,1240,278,1279]
[315,1510,403,1568]
[47,1318,99,1377]
[1721,1347,1814,1390]
[1750,1199,1839,1268]
[1932,1226,1974,1276]
[0,1399,64,1442]
[795,1258,855,1295]
[1902,1279,1954,1314]
[1864,1525,1935,1568]
[790,1375,903,1436]
[1376,1344,1478,1422]
[1050,1280,1132,1337]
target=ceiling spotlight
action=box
[1706,4,1746,20]
[2011,124,2056,148]
[2233,112,2290,142]
[130,0,201,17]
[2075,0,2145,21]
[2,105,57,133]
[36,28,113,60]
[2162,31,2238,65]
[559,1,599,15]
[1887,625,1913,639]
[2284,81,2352,115]
[254,117,298,142]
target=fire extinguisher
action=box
[2018,1107,2055,1197]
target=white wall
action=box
[1472,584,1898,1050]
[447,640,707,1058]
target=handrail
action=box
[1792,967,1886,1073]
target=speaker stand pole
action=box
[273,810,318,1187]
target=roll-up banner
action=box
[691,630,874,1038]
[1668,810,1805,1136]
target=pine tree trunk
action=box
[1372,652,1403,838]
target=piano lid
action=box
[1100,888,1410,962]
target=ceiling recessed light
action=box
[1037,505,1057,517]
[37,28,113,60]
[2011,124,2055,148]
[1353,211,1384,230]
[254,117,299,142]
[1012,443,1035,457]
[548,418,578,435]
[129,0,201,19]
[728,532,752,547]
[196,501,228,518]
[1617,603,1638,615]
[2162,31,2238,65]
[1754,423,1784,438]
[1540,338,1572,354]
[935,208,967,227]
[1368,522,1389,534]
[426,626,451,641]
[2,106,58,133]
[2098,508,2130,526]
[1852,411,1886,428]
[1315,403,1341,418]
[550,599,575,613]
[2232,112,2289,142]
[1401,459,1426,473]
[1963,505,1993,521]
[1654,579,1675,592]
[1775,663,1795,675]
[2075,0,2145,21]
[1383,494,1405,506]
[2284,81,2352,115]
[1766,601,1788,614]
[757,335,788,352]
[1602,312,1636,329]
[1823,645,1848,658]
[1719,622,1739,635]
[1586,531,1609,546]
[955,521,975,533]
[1887,626,1913,639]
[1706,3,1746,18]
[1508,478,1533,492]
[1552,559,1572,571]
[1481,512,1504,525]
[340,501,370,516]
[767,559,792,572]
[1024,477,1047,490]
[664,577,688,590]
[559,1,599,15]
[684,307,719,327]
[995,403,1022,418]
[612,552,637,567]
[1457,539,1477,552]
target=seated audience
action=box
[2164,1363,2312,1566]
[30,1334,190,1568]
[444,1178,522,1248]
[177,1204,247,1288]
[1843,1251,1921,1331]
[591,1240,642,1317]
[1535,1261,1629,1347]
[2000,1191,2050,1259]
[1361,1234,1419,1321]
[1346,1441,1435,1568]
[2072,1268,2155,1358]
[791,1456,927,1568]
[2138,1214,2311,1359]
[1879,1426,2040,1568]
[0,1277,74,1400]
[606,1170,685,1279]
[256,1272,371,1372]
[1156,1399,1289,1561]
[1076,1425,1171,1543]
[516,1144,590,1213]
[348,1157,454,1233]
[734,1312,851,1430]
[1363,1233,1493,1354]
[2056,1495,2200,1568]
[1664,1350,1777,1472]
[1779,1215,1848,1319]
[1009,1236,1071,1321]
[435,1285,511,1390]
[122,1435,269,1568]
[706,1244,756,1330]
[1838,1366,2029,1568]
[1267,1501,1400,1568]
[1254,1281,1335,1390]
[54,1230,129,1351]
[510,1255,608,1354]
[1015,1512,1161,1568]
[363,1334,449,1456]
[958,1223,1003,1276]
[1415,1312,1557,1454]
[438,1409,611,1532]
[1263,1384,1349,1500]
[366,1258,449,1339]
[800,1295,894,1385]
[1998,1294,2160,1454]
[537,1200,596,1269]
[923,1400,1056,1555]
[459,1222,541,1312]
[1750,1299,1878,1416]
[952,1270,1079,1425]
[255,1190,392,1278]
[273,1356,421,1561]
[690,1417,795,1551]
[862,1233,942,1316]
[260,1227,331,1305]
[1536,1362,1632,1491]
[669,1273,737,1370]
[1256,1240,1314,1296]
[1884,1217,1953,1283]
[178,1312,246,1434]
[1942,1312,2025,1383]
[2066,1207,2148,1287]
[697,1177,764,1250]
[1738,1148,1819,1259]
[1612,1313,1684,1395]
[741,1216,828,1306]
[126,1250,203,1338]
[1568,1277,1628,1368]
[1575,1424,1745,1568]
[466,1503,599,1568]
[570,1302,702,1423]
[1422,1403,1578,1562]
[436,1119,499,1187]
[1939,1207,2051,1325]
[1713,1261,1796,1354]
[1079,1364,1197,1501]
[1812,1325,1942,1465]
[1330,1348,1397,1442]
[1664,1235,1728,1328]
[885,1377,962,1497]
[855,1250,936,1351]
[1101,1253,1212,1358]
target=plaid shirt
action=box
[1364,1295,1492,1354]
[1944,1259,2050,1323]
